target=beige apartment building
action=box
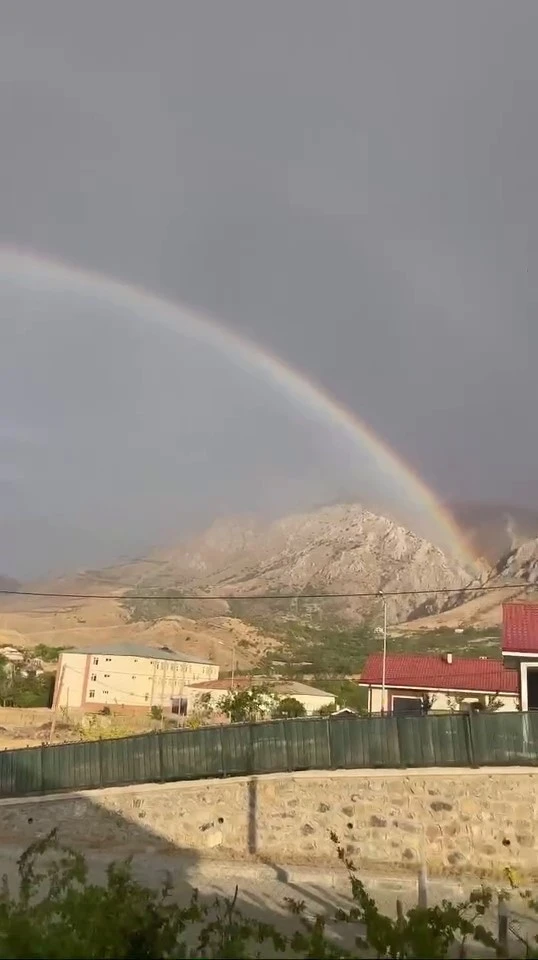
[53,643,218,712]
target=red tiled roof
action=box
[359,653,518,694]
[502,603,538,654]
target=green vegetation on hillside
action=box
[122,587,191,622]
[261,622,502,682]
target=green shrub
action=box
[272,696,306,719]
[0,830,532,959]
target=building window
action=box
[132,675,136,679]
[88,690,95,699]
[104,673,110,678]
[90,673,97,682]
[105,657,111,662]
[144,693,149,701]
[93,657,99,665]
[103,690,109,695]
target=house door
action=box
[527,669,538,710]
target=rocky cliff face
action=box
[495,537,538,584]
[134,503,473,624]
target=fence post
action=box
[98,738,103,789]
[248,721,255,776]
[158,731,164,782]
[326,717,333,769]
[497,896,509,957]
[464,711,477,767]
[417,865,428,909]
[219,724,226,777]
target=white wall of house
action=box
[518,662,538,712]
[185,686,334,716]
[368,686,518,714]
[54,652,86,709]
[55,651,218,709]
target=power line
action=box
[0,582,531,602]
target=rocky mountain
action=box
[493,537,538,584]
[0,503,483,655]
[448,503,538,565]
[109,503,475,625]
[397,535,538,634]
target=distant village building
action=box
[185,676,335,715]
[502,602,538,710]
[0,646,25,663]
[53,644,218,712]
[358,652,518,715]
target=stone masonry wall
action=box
[1,768,537,881]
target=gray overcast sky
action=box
[1,1,537,578]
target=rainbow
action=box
[0,246,476,567]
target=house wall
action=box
[55,652,218,710]
[185,687,334,716]
[368,686,517,714]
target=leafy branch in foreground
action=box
[0,829,535,958]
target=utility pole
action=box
[379,593,387,716]
[231,640,236,689]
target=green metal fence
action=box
[1,711,537,799]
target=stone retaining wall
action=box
[1,767,536,880]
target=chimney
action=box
[444,653,453,665]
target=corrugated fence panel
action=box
[285,717,331,771]
[471,711,538,766]
[42,740,102,791]
[328,715,397,768]
[7,713,538,799]
[220,723,252,775]
[397,715,471,767]
[330,716,401,769]
[100,733,160,787]
[11,746,43,794]
[0,750,16,796]
[160,727,223,781]
[251,720,289,774]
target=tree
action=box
[32,643,66,663]
[0,664,55,708]
[421,693,436,715]
[218,686,277,723]
[272,696,306,719]
[317,701,337,716]
[185,692,214,728]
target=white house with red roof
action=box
[502,602,538,711]
[359,652,518,715]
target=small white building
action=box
[53,643,219,712]
[359,652,518,715]
[185,677,335,716]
